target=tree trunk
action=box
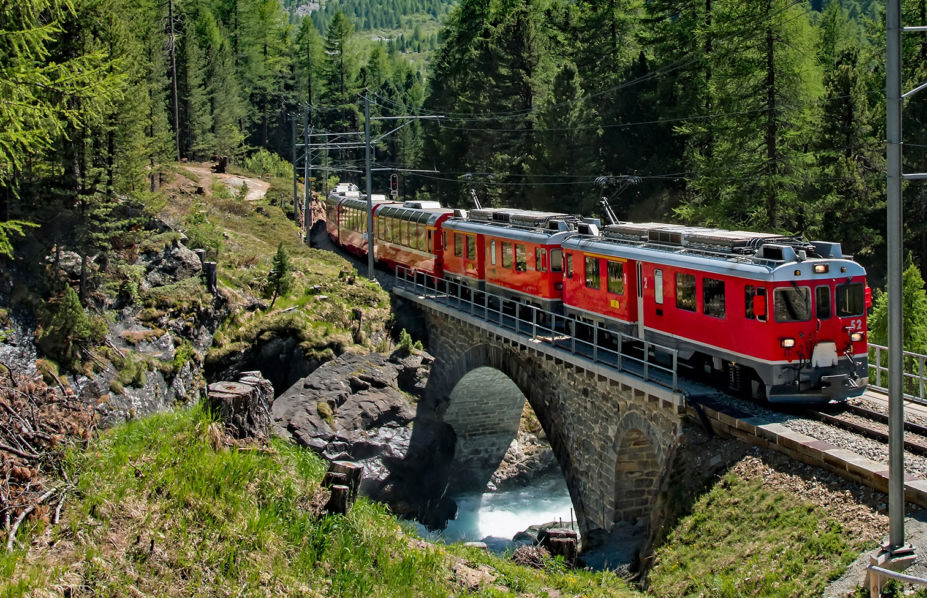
[168,0,181,161]
[705,0,712,112]
[764,19,777,229]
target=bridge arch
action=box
[426,343,578,500]
[403,303,686,539]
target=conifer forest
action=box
[2,0,925,292]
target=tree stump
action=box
[328,461,363,502]
[541,528,578,567]
[204,261,218,295]
[325,485,351,516]
[206,376,273,439]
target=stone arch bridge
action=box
[393,285,689,540]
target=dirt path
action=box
[181,163,270,202]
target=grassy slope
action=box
[1,407,637,597]
[647,469,871,597]
[160,170,393,366]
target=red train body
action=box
[324,193,869,404]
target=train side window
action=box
[836,283,864,317]
[703,277,725,318]
[490,240,497,266]
[418,224,427,251]
[774,287,812,322]
[536,248,547,272]
[676,273,696,312]
[585,256,600,290]
[607,261,624,294]
[502,242,513,268]
[402,220,410,247]
[566,253,573,277]
[442,231,447,250]
[454,233,463,257]
[466,235,476,260]
[427,229,433,253]
[745,285,767,321]
[655,269,663,304]
[816,286,832,319]
[551,249,563,273]
[515,244,527,272]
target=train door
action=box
[636,262,645,338]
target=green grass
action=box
[647,472,869,597]
[1,407,639,597]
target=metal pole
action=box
[364,91,374,279]
[886,0,905,552]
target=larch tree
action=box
[676,0,822,232]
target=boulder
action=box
[273,350,428,500]
[141,240,202,287]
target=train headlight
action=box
[813,264,829,274]
[781,338,796,349]
[850,332,864,342]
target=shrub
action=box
[184,202,221,261]
[38,286,107,371]
[396,329,422,354]
[242,149,292,179]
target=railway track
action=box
[804,403,927,457]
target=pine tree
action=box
[197,10,245,158]
[0,0,121,255]
[295,15,324,106]
[178,11,215,159]
[266,242,293,308]
[810,6,883,262]
[529,62,598,213]
[322,12,358,107]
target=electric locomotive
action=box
[560,222,869,403]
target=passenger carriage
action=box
[324,183,360,244]
[332,193,394,258]
[441,208,599,309]
[373,201,457,278]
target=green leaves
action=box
[0,0,123,184]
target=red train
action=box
[325,191,869,404]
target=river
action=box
[416,469,575,552]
